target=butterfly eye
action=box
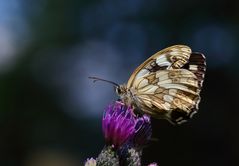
[116,87,121,94]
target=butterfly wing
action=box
[186,52,206,88]
[127,45,206,124]
[127,45,192,89]
[132,69,200,124]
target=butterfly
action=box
[89,45,206,124]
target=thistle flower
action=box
[96,146,119,166]
[102,101,135,149]
[89,101,153,165]
[102,101,152,149]
[132,114,152,148]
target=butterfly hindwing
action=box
[167,52,206,123]
[187,52,206,88]
[132,69,200,124]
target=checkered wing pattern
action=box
[127,45,206,124]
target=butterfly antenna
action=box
[88,76,119,87]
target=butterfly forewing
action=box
[127,45,192,89]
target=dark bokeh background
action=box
[0,0,238,165]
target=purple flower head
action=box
[102,101,136,148]
[132,114,152,148]
[102,101,152,149]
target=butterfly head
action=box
[115,84,134,106]
[115,84,127,96]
